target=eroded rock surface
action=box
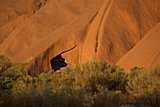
[117,22,160,71]
[0,0,159,74]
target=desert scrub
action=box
[127,65,160,97]
[91,90,130,107]
[1,56,160,107]
[0,55,26,106]
[63,62,128,94]
[127,65,160,107]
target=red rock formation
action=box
[117,22,160,71]
[0,0,159,74]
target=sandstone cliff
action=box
[0,0,159,74]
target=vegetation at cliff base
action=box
[0,55,160,107]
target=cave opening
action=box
[50,54,67,71]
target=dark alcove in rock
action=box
[50,54,67,71]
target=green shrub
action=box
[0,55,26,106]
[127,65,160,97]
[1,56,160,107]
[72,62,128,94]
[0,55,12,74]
[129,66,144,79]
[92,90,130,107]
[127,65,160,107]
[4,86,85,107]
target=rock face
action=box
[117,22,160,71]
[0,0,159,74]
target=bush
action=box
[127,65,160,97]
[1,59,129,107]
[6,87,85,107]
[1,67,84,107]
[0,55,26,105]
[0,55,160,107]
[73,62,128,94]
[92,90,128,107]
[127,65,160,107]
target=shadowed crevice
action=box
[33,0,48,13]
[50,54,67,71]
